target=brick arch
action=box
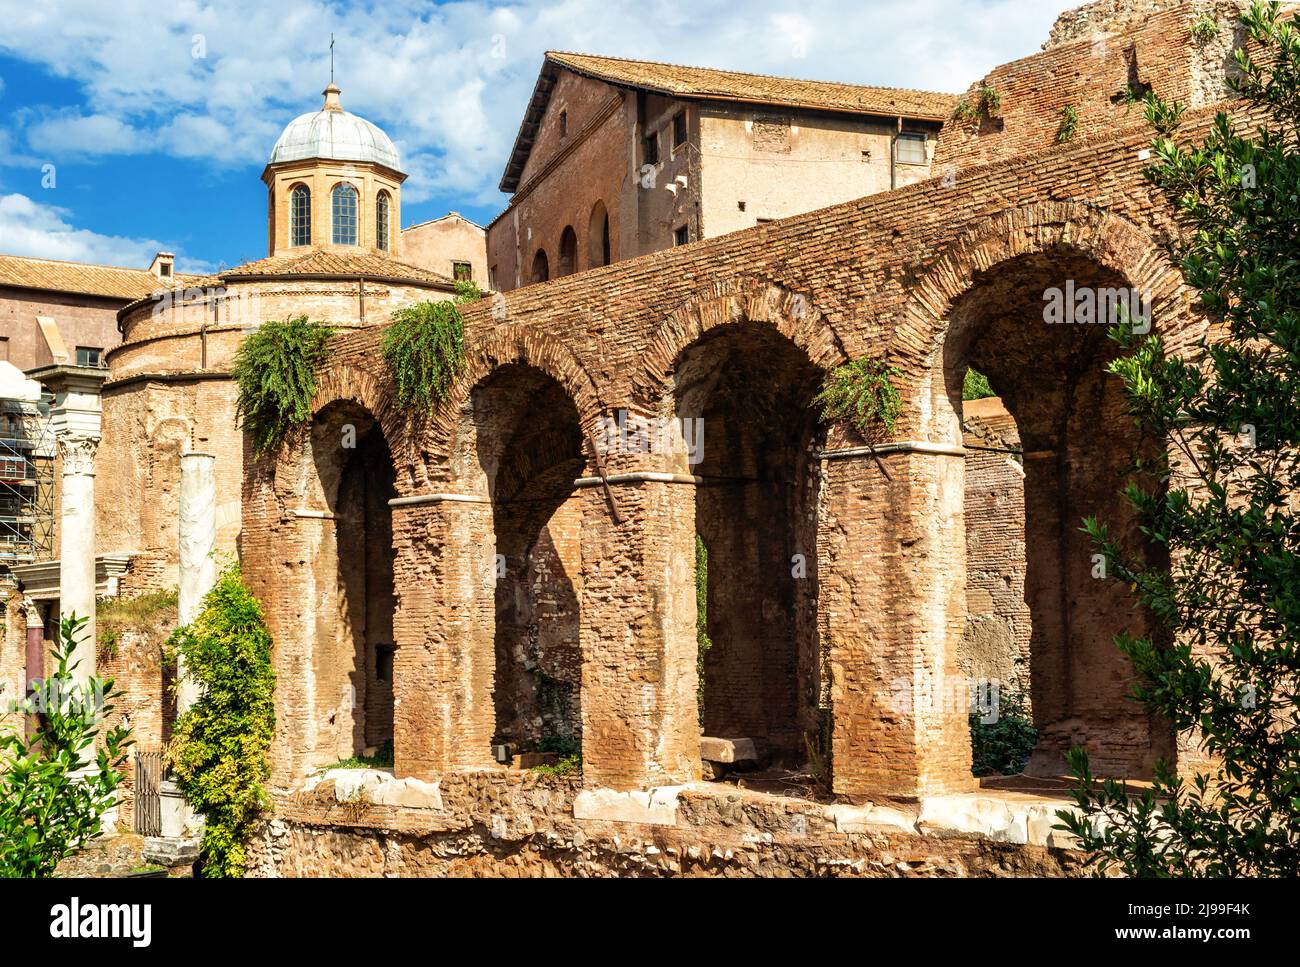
[422,327,605,475]
[630,277,850,414]
[311,362,402,444]
[900,201,1186,367]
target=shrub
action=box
[970,690,1036,777]
[167,565,275,877]
[232,316,334,456]
[962,368,995,401]
[0,616,132,878]
[1059,1,1300,877]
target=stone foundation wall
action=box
[247,770,1082,878]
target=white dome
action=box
[269,85,402,172]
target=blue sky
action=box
[0,0,1075,274]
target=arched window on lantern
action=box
[332,183,359,245]
[290,184,312,247]
[376,190,391,252]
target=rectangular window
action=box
[0,337,8,362]
[559,110,568,138]
[895,132,928,165]
[160,263,172,277]
[673,111,687,148]
[674,225,690,246]
[453,261,473,282]
[644,130,660,166]
[76,346,103,368]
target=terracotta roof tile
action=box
[548,52,959,120]
[219,250,457,287]
[0,253,173,301]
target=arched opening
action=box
[674,322,825,774]
[289,184,311,247]
[588,202,610,267]
[943,249,1173,778]
[557,226,577,276]
[531,249,550,284]
[331,183,359,246]
[376,190,391,252]
[309,401,397,765]
[470,364,585,768]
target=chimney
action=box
[149,251,175,280]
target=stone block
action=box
[699,736,758,765]
[573,786,683,826]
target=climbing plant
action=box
[814,358,902,438]
[695,534,712,727]
[232,316,335,456]
[382,280,482,410]
[0,616,132,878]
[167,564,275,878]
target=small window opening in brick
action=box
[673,111,687,148]
[674,224,690,246]
[559,109,568,137]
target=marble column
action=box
[177,452,217,712]
[26,363,106,689]
[57,433,100,685]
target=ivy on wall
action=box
[232,317,335,456]
[167,565,275,878]
[382,280,482,410]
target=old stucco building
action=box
[486,53,955,291]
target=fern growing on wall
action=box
[232,316,335,456]
[814,358,903,438]
[382,281,482,410]
[166,564,275,878]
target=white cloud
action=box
[27,112,143,156]
[0,192,213,272]
[0,0,1077,205]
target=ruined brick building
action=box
[0,0,1262,876]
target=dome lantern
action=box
[262,84,406,257]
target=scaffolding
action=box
[0,394,55,573]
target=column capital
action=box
[57,433,101,475]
